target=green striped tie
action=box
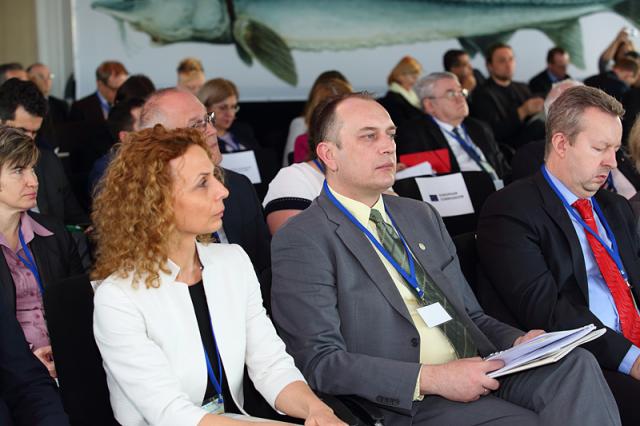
[369,209,477,358]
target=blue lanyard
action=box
[541,166,628,280]
[16,229,44,295]
[202,315,223,396]
[323,181,425,300]
[430,117,484,169]
[312,159,325,174]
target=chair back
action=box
[43,274,119,426]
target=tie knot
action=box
[452,127,463,138]
[572,198,594,220]
[369,208,385,225]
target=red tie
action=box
[572,199,640,346]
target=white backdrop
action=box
[72,1,638,101]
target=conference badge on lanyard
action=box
[202,394,225,415]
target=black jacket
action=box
[0,300,69,426]
[69,93,104,123]
[528,69,570,97]
[0,212,84,313]
[378,91,423,128]
[395,115,510,179]
[584,71,630,102]
[477,171,640,370]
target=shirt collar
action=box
[96,90,110,108]
[546,69,561,83]
[431,115,457,133]
[327,184,390,226]
[0,212,53,250]
[543,165,587,205]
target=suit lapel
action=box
[318,194,413,324]
[534,172,590,300]
[425,117,460,172]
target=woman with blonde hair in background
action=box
[178,57,206,95]
[379,55,424,127]
[91,125,344,426]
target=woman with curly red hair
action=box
[91,125,344,426]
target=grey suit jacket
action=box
[271,192,523,413]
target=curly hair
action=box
[91,125,216,288]
[0,79,48,120]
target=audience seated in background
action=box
[0,296,69,426]
[70,61,128,122]
[378,56,424,128]
[91,125,345,426]
[88,97,145,193]
[27,62,68,125]
[395,72,509,182]
[197,78,260,153]
[471,43,544,149]
[599,27,638,73]
[113,73,155,104]
[0,63,27,85]
[177,57,206,95]
[292,78,352,163]
[138,89,271,299]
[443,49,486,101]
[528,47,571,97]
[0,79,89,225]
[477,86,640,425]
[282,70,349,166]
[271,92,620,426]
[0,126,83,378]
[584,58,638,102]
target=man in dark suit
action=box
[139,89,271,296]
[584,58,638,102]
[477,86,640,424]
[396,72,509,180]
[271,92,620,426]
[70,61,128,123]
[0,79,89,225]
[471,43,544,149]
[0,300,69,426]
[528,47,571,97]
[27,63,68,124]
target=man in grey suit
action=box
[271,93,620,425]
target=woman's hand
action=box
[33,345,57,378]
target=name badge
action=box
[202,394,225,415]
[417,303,452,328]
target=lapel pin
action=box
[418,243,426,251]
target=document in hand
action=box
[485,324,606,378]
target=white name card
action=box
[415,173,474,217]
[220,150,262,184]
[395,162,433,181]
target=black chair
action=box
[394,171,496,236]
[43,274,119,426]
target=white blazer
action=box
[93,243,304,426]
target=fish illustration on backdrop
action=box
[91,0,640,85]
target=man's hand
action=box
[33,345,57,378]
[460,73,477,93]
[518,97,544,121]
[419,357,504,402]
[303,405,347,426]
[513,329,545,347]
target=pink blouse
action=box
[0,213,53,350]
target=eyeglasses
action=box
[428,88,469,100]
[189,112,216,132]
[212,103,240,113]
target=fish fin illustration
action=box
[534,19,584,69]
[458,31,515,58]
[235,42,253,66]
[613,1,640,30]
[233,17,298,86]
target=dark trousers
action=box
[603,369,640,426]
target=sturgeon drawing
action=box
[91,0,640,85]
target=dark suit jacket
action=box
[222,121,261,153]
[470,78,543,148]
[0,300,69,426]
[395,115,510,179]
[69,93,105,123]
[48,96,69,125]
[510,139,640,192]
[0,212,84,313]
[476,171,640,370]
[272,192,523,415]
[584,71,630,102]
[36,149,90,225]
[223,169,271,291]
[528,69,570,97]
[378,91,424,128]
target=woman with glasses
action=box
[0,126,83,378]
[197,79,259,153]
[92,125,345,426]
